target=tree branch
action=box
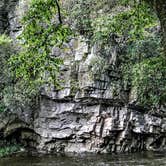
[55,0,62,24]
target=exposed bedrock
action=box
[1,98,166,154]
[34,98,166,153]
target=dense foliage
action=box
[67,0,166,108]
[9,0,71,90]
[0,35,14,112]
[0,0,165,111]
[122,35,166,107]
[0,0,71,111]
[0,35,32,111]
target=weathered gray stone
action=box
[31,98,166,153]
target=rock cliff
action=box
[0,0,166,154]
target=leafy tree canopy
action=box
[0,0,71,111]
[67,0,166,108]
[9,0,71,89]
[2,0,165,110]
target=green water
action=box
[0,152,166,166]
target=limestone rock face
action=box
[0,0,166,154]
[0,0,29,36]
[34,35,166,153]
[33,98,166,153]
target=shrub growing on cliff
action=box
[131,56,166,107]
[67,0,166,109]
[9,0,71,91]
[2,0,165,110]
[0,35,14,112]
[0,1,72,111]
[0,35,13,87]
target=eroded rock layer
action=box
[34,97,166,153]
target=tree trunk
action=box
[55,0,62,24]
[146,0,166,57]
[155,0,166,57]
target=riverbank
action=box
[0,151,166,166]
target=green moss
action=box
[89,56,109,79]
[0,35,12,45]
[70,81,79,96]
[82,52,88,61]
[69,61,80,96]
[0,103,6,113]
